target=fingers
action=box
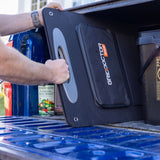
[38,2,62,26]
[46,2,63,11]
[45,59,70,84]
[55,59,70,84]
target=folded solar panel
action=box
[43,8,142,127]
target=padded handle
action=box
[53,28,78,104]
[58,46,70,83]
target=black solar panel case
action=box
[42,8,142,127]
[76,24,130,108]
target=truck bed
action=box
[0,116,159,160]
[2,0,160,159]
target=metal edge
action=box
[67,0,154,14]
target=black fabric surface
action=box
[77,24,130,107]
[42,8,142,127]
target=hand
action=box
[45,59,70,84]
[38,2,62,26]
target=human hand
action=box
[45,59,69,84]
[38,2,62,26]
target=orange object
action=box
[3,40,14,116]
[6,40,13,48]
[101,44,108,57]
[3,81,12,116]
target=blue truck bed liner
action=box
[0,116,159,160]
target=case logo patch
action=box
[101,44,108,57]
[98,43,112,85]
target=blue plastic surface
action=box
[0,116,160,160]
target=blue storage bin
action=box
[11,28,50,116]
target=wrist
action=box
[38,9,43,26]
[44,60,55,83]
[31,11,42,28]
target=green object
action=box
[38,85,55,116]
[39,98,54,116]
[0,95,5,116]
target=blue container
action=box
[11,28,49,116]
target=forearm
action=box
[0,41,52,85]
[0,38,69,85]
[0,13,34,36]
[0,3,69,85]
[0,2,62,36]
